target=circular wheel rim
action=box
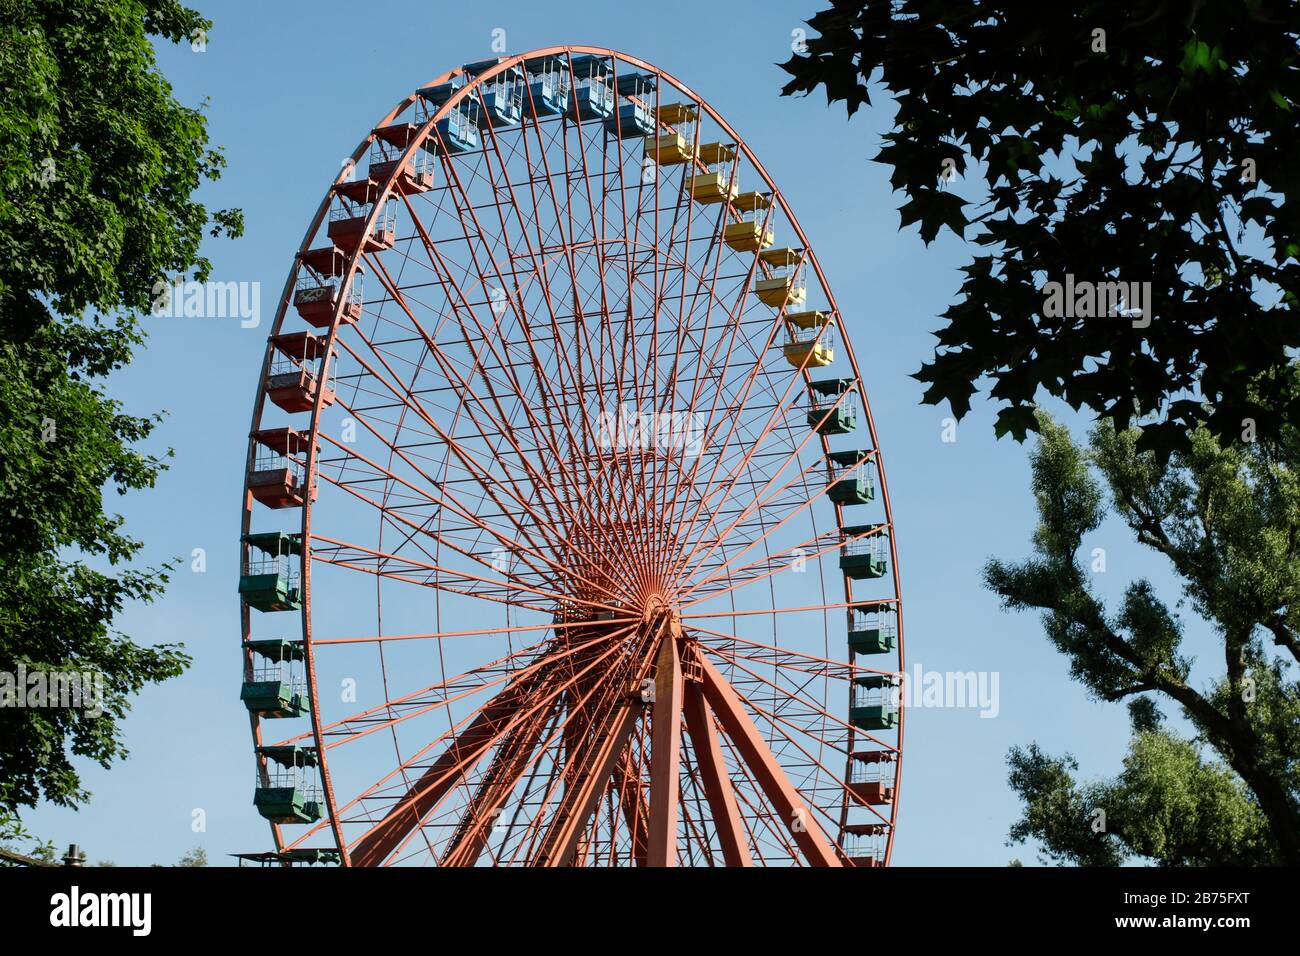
[239,46,905,867]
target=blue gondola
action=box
[605,71,657,138]
[606,101,652,138]
[471,64,523,129]
[615,71,657,98]
[416,78,480,152]
[436,106,479,152]
[569,54,613,121]
[418,78,464,108]
[462,57,504,75]
[522,55,570,117]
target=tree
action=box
[176,846,207,867]
[780,1,1300,457]
[0,787,56,865]
[0,2,239,824]
[150,847,206,867]
[986,412,1300,864]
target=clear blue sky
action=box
[22,0,1221,865]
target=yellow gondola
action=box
[753,247,806,308]
[689,170,738,204]
[785,309,826,329]
[645,131,696,164]
[783,339,833,368]
[689,141,740,204]
[724,191,775,251]
[698,142,736,165]
[655,102,698,125]
[782,313,833,368]
[724,221,773,251]
[755,276,805,308]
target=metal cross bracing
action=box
[238,46,904,867]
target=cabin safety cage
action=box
[239,45,904,867]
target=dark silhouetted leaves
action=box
[781,1,1300,455]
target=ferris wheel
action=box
[237,45,904,867]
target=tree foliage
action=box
[988,411,1300,864]
[175,846,207,867]
[0,785,56,864]
[780,1,1300,457]
[1008,731,1277,866]
[0,1,238,818]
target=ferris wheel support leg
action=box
[535,697,646,866]
[349,684,530,867]
[614,749,650,866]
[646,635,684,867]
[441,698,559,867]
[682,677,753,866]
[696,653,842,867]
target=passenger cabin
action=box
[462,59,523,129]
[826,448,875,505]
[371,120,432,153]
[417,79,480,153]
[418,77,463,109]
[783,309,833,368]
[461,57,504,73]
[843,822,888,868]
[806,378,857,434]
[266,331,335,414]
[522,55,571,117]
[368,142,434,195]
[239,531,303,613]
[293,248,363,328]
[645,102,698,165]
[840,524,889,580]
[605,72,657,138]
[847,601,897,655]
[570,55,614,121]
[333,176,380,207]
[848,751,897,806]
[753,247,806,309]
[241,639,310,719]
[724,191,775,252]
[367,119,439,185]
[247,428,315,510]
[850,674,900,731]
[367,114,435,193]
[327,194,397,253]
[689,142,739,204]
[254,745,322,824]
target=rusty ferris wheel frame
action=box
[238,45,905,867]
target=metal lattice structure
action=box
[238,46,904,867]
